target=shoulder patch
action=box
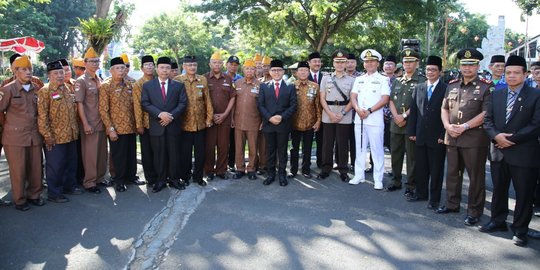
[480,77,492,84]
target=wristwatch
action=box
[341,109,347,116]
[367,107,372,113]
[109,127,115,132]
[402,113,407,119]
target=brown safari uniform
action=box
[75,71,107,189]
[99,79,137,185]
[174,74,213,181]
[0,80,43,205]
[37,83,79,144]
[204,72,236,175]
[234,77,262,173]
[442,76,491,217]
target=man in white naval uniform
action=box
[349,49,390,189]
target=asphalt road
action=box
[1,153,539,270]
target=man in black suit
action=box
[308,52,323,168]
[258,59,297,186]
[141,56,188,193]
[480,55,540,247]
[407,56,447,209]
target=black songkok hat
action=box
[57,58,69,67]
[505,55,526,69]
[308,52,321,60]
[46,61,63,72]
[183,55,197,63]
[157,56,172,66]
[531,61,540,67]
[297,61,309,69]
[110,57,125,66]
[426,55,443,70]
[141,55,154,65]
[490,55,505,64]
[270,59,284,69]
[9,53,21,65]
[347,53,356,60]
[384,55,397,63]
[171,62,178,69]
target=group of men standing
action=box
[1,45,540,247]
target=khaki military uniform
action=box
[441,76,491,217]
[0,80,43,205]
[390,71,425,189]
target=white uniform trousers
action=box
[354,123,385,185]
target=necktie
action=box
[274,82,280,98]
[506,91,517,123]
[161,81,166,102]
[313,73,318,84]
[427,84,433,101]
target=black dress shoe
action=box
[464,215,480,226]
[28,198,45,206]
[196,179,207,186]
[287,173,296,178]
[48,195,70,203]
[263,176,275,185]
[233,172,245,179]
[115,184,127,192]
[404,188,414,197]
[0,199,13,207]
[152,182,167,193]
[248,172,257,180]
[527,230,540,239]
[317,172,329,179]
[169,180,186,190]
[256,168,266,175]
[216,173,229,180]
[513,234,528,247]
[340,173,350,182]
[406,195,428,202]
[302,173,312,179]
[85,186,102,194]
[385,185,402,192]
[131,179,146,185]
[478,221,508,233]
[15,203,30,211]
[435,206,459,214]
[64,187,84,195]
[98,179,114,187]
[533,206,540,217]
[279,175,288,186]
[426,203,439,210]
[364,167,373,173]
[206,173,215,181]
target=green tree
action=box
[513,0,539,15]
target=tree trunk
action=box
[95,0,113,18]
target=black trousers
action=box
[490,159,538,234]
[140,129,157,184]
[109,134,137,185]
[321,123,350,174]
[181,130,205,181]
[76,136,85,184]
[228,127,235,169]
[290,129,314,175]
[534,169,540,207]
[265,131,290,177]
[315,126,323,168]
[150,133,181,184]
[415,143,446,204]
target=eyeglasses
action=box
[270,69,284,72]
[184,63,198,67]
[426,68,439,72]
[86,60,100,64]
[142,63,155,68]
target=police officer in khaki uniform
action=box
[99,57,138,192]
[38,61,81,203]
[387,49,426,196]
[436,48,492,227]
[318,50,355,181]
[0,56,44,211]
[175,55,214,186]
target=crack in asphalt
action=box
[126,181,231,270]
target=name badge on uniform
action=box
[196,84,204,88]
[198,90,203,96]
[223,83,230,87]
[473,90,480,95]
[236,87,242,91]
[371,81,381,84]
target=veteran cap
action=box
[426,55,443,70]
[243,59,256,67]
[183,55,197,63]
[505,55,526,69]
[227,55,240,64]
[210,52,222,61]
[46,61,63,72]
[270,59,284,69]
[110,57,125,67]
[157,56,172,66]
[72,58,85,68]
[360,49,382,61]
[12,55,32,69]
[120,53,130,64]
[308,52,321,60]
[457,48,483,65]
[262,56,272,65]
[402,48,420,62]
[332,50,348,62]
[253,53,262,62]
[84,47,98,59]
[490,55,505,64]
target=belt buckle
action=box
[457,111,463,119]
[401,107,406,114]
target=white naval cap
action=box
[360,49,382,61]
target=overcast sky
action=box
[127,0,540,37]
